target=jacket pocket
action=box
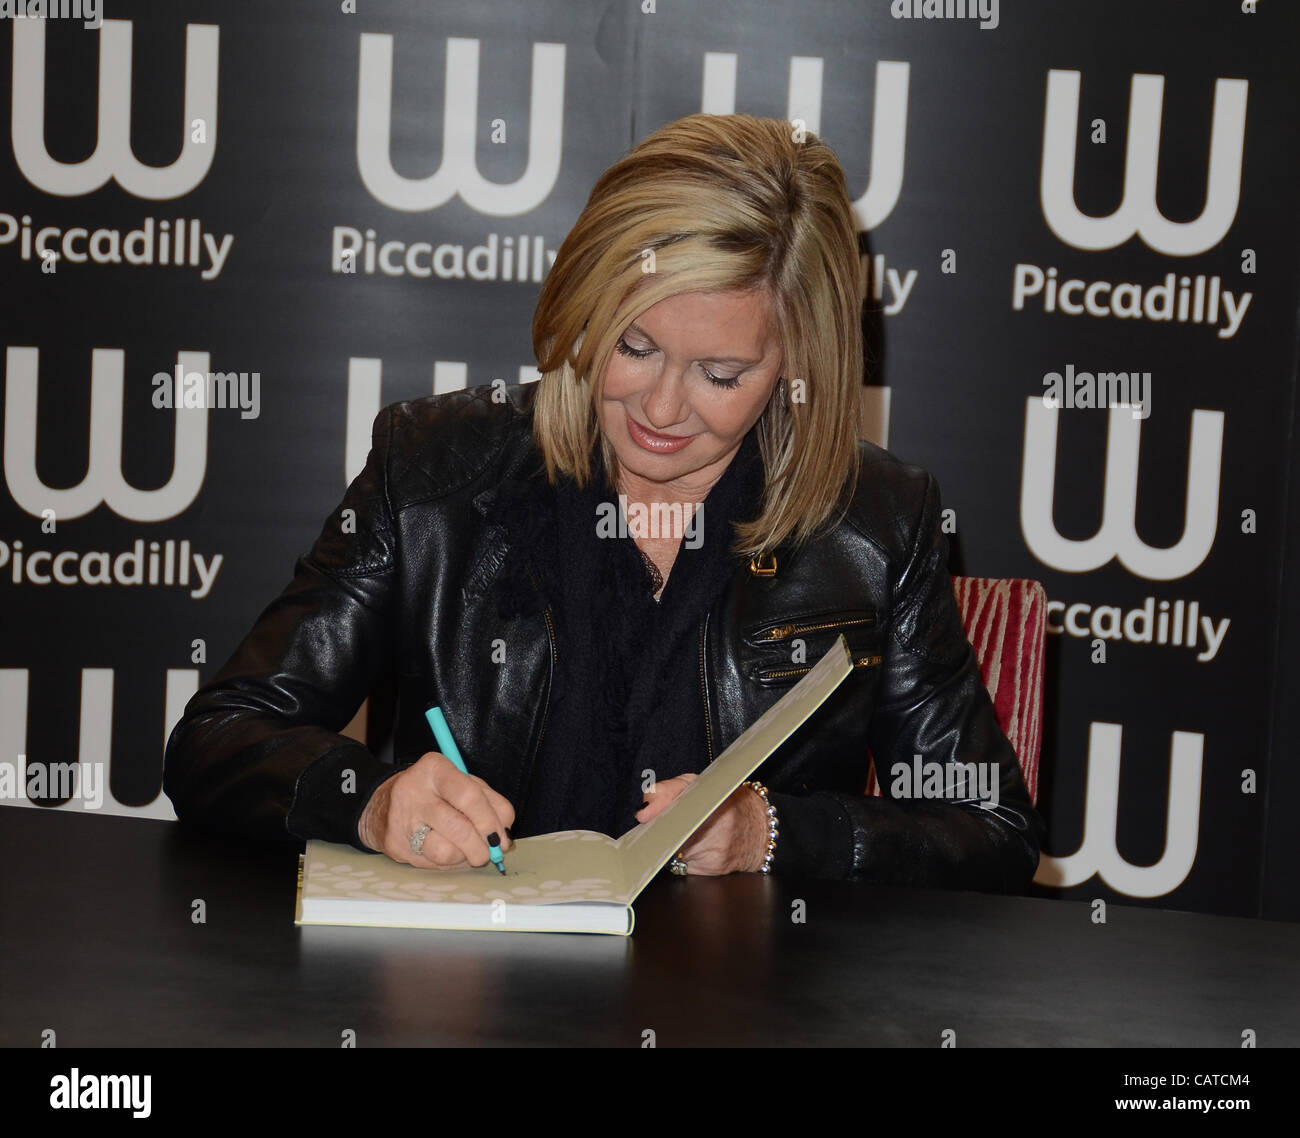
[745,609,876,646]
[755,653,882,683]
[744,609,880,685]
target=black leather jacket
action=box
[163,382,1044,891]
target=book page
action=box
[301,637,851,915]
[303,829,629,907]
[616,636,853,896]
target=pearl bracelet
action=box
[743,780,779,874]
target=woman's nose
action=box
[641,363,689,429]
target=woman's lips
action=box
[626,414,696,454]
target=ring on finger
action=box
[409,823,432,856]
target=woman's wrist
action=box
[355,771,401,852]
[743,780,779,873]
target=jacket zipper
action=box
[514,564,557,814]
[533,607,557,761]
[758,653,882,681]
[699,614,715,764]
[755,615,874,642]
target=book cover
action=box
[295,635,854,934]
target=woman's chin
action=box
[611,449,680,486]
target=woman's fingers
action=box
[421,796,498,867]
[459,774,517,851]
[634,773,699,823]
[398,821,469,870]
[382,752,516,868]
[418,751,515,851]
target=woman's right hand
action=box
[356,752,515,869]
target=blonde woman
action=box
[165,114,1044,889]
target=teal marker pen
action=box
[424,704,506,874]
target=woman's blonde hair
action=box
[531,113,864,556]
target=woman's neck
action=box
[612,440,742,508]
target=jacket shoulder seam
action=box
[385,385,532,513]
[837,444,936,589]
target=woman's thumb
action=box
[634,773,698,822]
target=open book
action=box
[295,636,853,935]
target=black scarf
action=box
[489,427,766,839]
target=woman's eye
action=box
[616,337,653,359]
[702,367,741,389]
[616,337,740,389]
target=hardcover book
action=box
[294,636,853,935]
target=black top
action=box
[492,427,767,839]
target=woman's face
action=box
[598,287,784,498]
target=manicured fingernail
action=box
[504,827,513,840]
[486,832,501,847]
[639,801,649,810]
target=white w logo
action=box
[0,667,196,821]
[4,347,209,521]
[343,358,540,484]
[1040,69,1247,256]
[11,19,220,199]
[701,54,908,230]
[1035,722,1202,898]
[357,35,565,214]
[1020,399,1223,581]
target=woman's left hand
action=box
[634,775,770,874]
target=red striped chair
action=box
[865,576,1046,805]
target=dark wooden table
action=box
[3,806,1297,1048]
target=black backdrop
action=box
[2,0,1297,920]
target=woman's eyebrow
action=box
[625,322,762,366]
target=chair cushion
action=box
[864,576,1046,806]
